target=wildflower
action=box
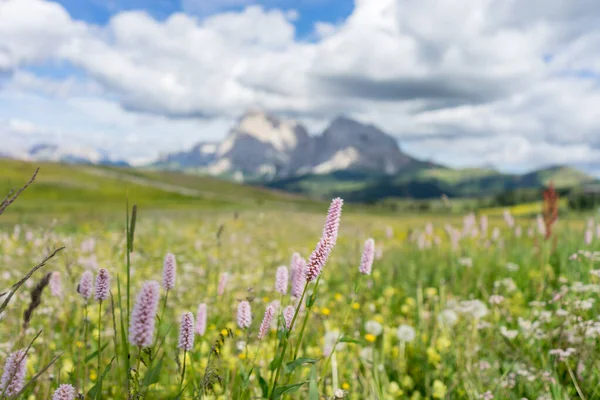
[585,229,593,245]
[94,268,110,302]
[456,300,488,319]
[333,389,346,399]
[365,333,377,343]
[397,325,416,342]
[290,254,306,298]
[359,238,375,275]
[162,253,176,290]
[549,348,576,361]
[503,209,514,228]
[322,197,343,248]
[196,303,207,336]
[49,272,62,298]
[365,320,383,336]
[323,330,344,356]
[218,272,229,296]
[237,301,252,329]
[500,326,518,339]
[283,305,294,330]
[129,281,161,348]
[427,347,441,366]
[489,295,504,305]
[479,391,494,400]
[178,312,195,351]
[0,349,27,397]
[258,305,275,340]
[437,309,458,327]
[305,236,331,282]
[275,266,288,295]
[432,380,447,399]
[321,307,330,316]
[77,271,93,300]
[52,383,76,400]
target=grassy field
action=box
[1,161,599,399]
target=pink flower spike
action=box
[196,303,207,336]
[129,281,161,348]
[237,300,252,329]
[291,256,306,298]
[162,253,177,291]
[258,305,276,340]
[305,236,331,282]
[94,268,110,302]
[283,305,294,330]
[0,349,27,397]
[52,383,77,400]
[178,312,195,351]
[49,271,63,298]
[322,197,343,246]
[275,266,289,295]
[218,272,229,296]
[359,238,375,275]
[77,271,93,300]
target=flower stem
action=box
[97,301,102,385]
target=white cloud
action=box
[0,0,600,169]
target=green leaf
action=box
[87,357,115,399]
[284,358,318,374]
[85,342,110,363]
[143,355,164,387]
[171,383,189,400]
[257,370,269,398]
[272,382,307,399]
[339,336,366,346]
[269,353,283,371]
[308,365,319,400]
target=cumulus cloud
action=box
[0,0,600,170]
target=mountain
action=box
[155,110,425,180]
[10,143,130,167]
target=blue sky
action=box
[1,0,600,171]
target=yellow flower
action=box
[262,296,270,303]
[401,376,414,389]
[374,315,384,324]
[432,380,447,399]
[384,287,395,298]
[401,305,410,314]
[435,336,451,353]
[352,302,360,310]
[335,293,343,301]
[90,370,97,381]
[365,333,377,343]
[389,381,402,395]
[221,329,229,336]
[342,382,350,390]
[425,287,437,298]
[238,353,246,360]
[75,341,83,349]
[405,297,416,307]
[322,308,331,316]
[427,347,441,366]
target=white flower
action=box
[438,309,458,327]
[489,295,504,305]
[397,325,416,342]
[360,347,374,363]
[506,262,519,272]
[500,326,518,339]
[457,300,489,319]
[365,320,383,336]
[323,331,345,356]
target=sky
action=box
[1,0,600,171]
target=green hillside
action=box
[0,159,317,216]
[267,165,596,202]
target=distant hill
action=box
[268,165,596,202]
[0,159,318,215]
